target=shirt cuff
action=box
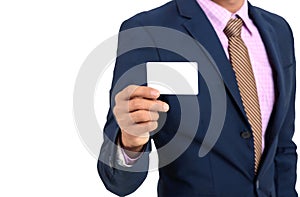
[115,139,144,167]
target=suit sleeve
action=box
[97,16,160,196]
[274,22,298,197]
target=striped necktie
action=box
[224,18,263,173]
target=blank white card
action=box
[146,62,198,95]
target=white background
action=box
[0,0,298,196]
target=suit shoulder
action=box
[252,6,292,30]
[119,0,179,29]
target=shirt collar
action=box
[197,0,253,35]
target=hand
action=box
[113,85,169,152]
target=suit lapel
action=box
[248,4,288,177]
[176,0,249,124]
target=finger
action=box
[136,121,158,133]
[112,102,128,118]
[124,121,158,137]
[118,85,160,100]
[128,98,169,112]
[130,110,159,123]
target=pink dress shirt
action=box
[197,0,275,149]
[119,0,275,165]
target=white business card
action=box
[146,62,198,95]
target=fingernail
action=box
[151,90,160,97]
[163,103,169,111]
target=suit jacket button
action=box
[241,131,251,139]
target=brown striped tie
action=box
[224,18,262,173]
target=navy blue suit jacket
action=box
[98,0,297,196]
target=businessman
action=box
[98,0,297,196]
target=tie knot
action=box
[224,18,243,38]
